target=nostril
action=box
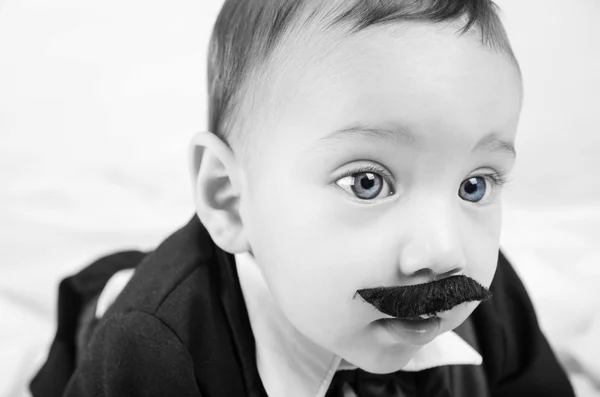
[411,267,462,281]
[434,267,463,281]
[411,268,436,279]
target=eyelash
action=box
[335,163,395,183]
[334,164,511,202]
[474,171,510,187]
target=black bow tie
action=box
[325,367,453,397]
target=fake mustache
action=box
[354,275,492,319]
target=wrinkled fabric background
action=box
[1,0,598,396]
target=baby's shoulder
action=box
[99,218,218,322]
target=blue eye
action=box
[336,170,394,200]
[459,177,487,202]
[351,172,383,199]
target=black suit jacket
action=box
[30,215,574,397]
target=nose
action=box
[398,199,466,278]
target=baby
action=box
[30,1,575,396]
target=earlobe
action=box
[188,131,250,254]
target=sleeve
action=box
[29,250,147,397]
[63,310,203,397]
[473,251,575,397]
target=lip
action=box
[377,316,441,345]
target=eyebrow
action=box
[472,133,516,157]
[305,124,418,153]
[306,124,516,158]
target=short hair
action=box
[207,0,518,157]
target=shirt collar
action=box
[234,251,482,397]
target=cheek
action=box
[461,203,502,288]
[242,170,361,333]
[442,208,502,333]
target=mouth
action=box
[377,314,442,345]
[399,313,439,321]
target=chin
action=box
[362,362,409,375]
[341,343,420,374]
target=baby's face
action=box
[237,22,522,373]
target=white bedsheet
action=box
[1,0,598,396]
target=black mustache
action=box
[354,275,492,319]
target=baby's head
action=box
[190,0,522,373]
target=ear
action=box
[188,131,250,254]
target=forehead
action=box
[253,22,522,153]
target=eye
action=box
[336,170,394,201]
[458,176,488,202]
